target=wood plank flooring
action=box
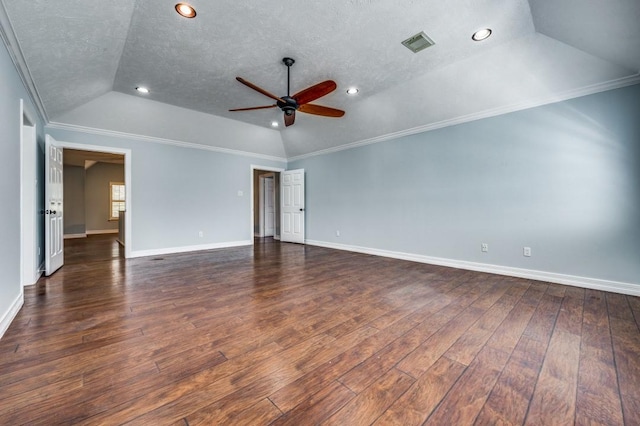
[1,235,639,425]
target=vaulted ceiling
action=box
[1,0,639,159]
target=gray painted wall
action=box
[290,84,640,286]
[45,128,287,253]
[85,162,124,232]
[63,165,85,235]
[0,38,45,329]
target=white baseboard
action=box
[64,233,86,239]
[131,240,252,258]
[24,266,43,287]
[306,240,640,297]
[86,229,118,235]
[0,291,24,339]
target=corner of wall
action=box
[0,290,24,339]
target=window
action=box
[110,182,125,220]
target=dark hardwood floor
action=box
[1,236,639,425]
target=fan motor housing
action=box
[278,96,298,115]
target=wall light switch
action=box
[237,190,243,197]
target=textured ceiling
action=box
[1,0,639,159]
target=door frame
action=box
[53,139,133,258]
[250,165,285,244]
[20,99,38,285]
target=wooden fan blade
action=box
[236,77,285,103]
[284,111,295,127]
[229,105,277,112]
[293,80,337,105]
[298,103,345,118]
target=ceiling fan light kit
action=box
[230,57,345,127]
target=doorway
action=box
[251,165,285,242]
[46,138,132,264]
[62,149,125,241]
[258,173,275,237]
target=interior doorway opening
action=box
[251,165,285,242]
[62,149,126,245]
[45,138,133,269]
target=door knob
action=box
[300,208,305,211]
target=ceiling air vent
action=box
[401,31,435,53]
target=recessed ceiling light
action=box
[271,121,279,127]
[346,88,359,95]
[472,28,492,41]
[175,3,196,18]
[135,86,150,94]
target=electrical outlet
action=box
[198,231,204,238]
[523,247,531,257]
[237,190,243,197]
[481,243,488,252]
[336,230,340,237]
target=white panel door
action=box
[264,177,275,237]
[281,169,305,244]
[45,134,64,276]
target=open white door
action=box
[281,169,305,244]
[45,135,64,276]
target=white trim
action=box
[306,240,640,297]
[86,229,118,235]
[64,233,87,239]
[130,240,252,258]
[288,75,640,162]
[20,99,39,286]
[47,122,288,163]
[48,139,133,259]
[0,291,24,339]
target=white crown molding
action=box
[306,240,640,297]
[0,291,23,339]
[130,240,252,259]
[0,3,48,122]
[288,74,640,162]
[46,121,288,163]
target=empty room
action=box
[1,0,639,424]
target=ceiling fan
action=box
[230,57,345,127]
